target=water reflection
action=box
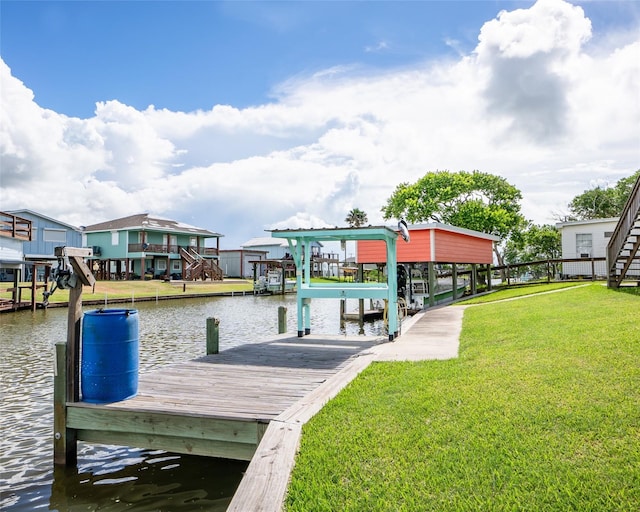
[1,294,383,511]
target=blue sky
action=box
[4,0,637,118]
[2,1,528,117]
[1,1,639,249]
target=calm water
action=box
[0,294,385,511]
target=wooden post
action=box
[547,260,551,283]
[53,280,82,467]
[53,247,95,467]
[452,263,458,300]
[339,299,345,329]
[12,269,19,310]
[31,265,37,312]
[357,264,364,334]
[54,342,76,466]
[591,258,596,281]
[278,306,287,334]
[206,317,219,355]
[427,262,436,307]
[66,285,82,404]
[471,264,478,295]
[281,265,285,296]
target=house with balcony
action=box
[0,211,32,282]
[6,209,82,280]
[83,213,224,281]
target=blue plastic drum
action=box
[81,309,139,403]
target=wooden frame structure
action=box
[271,226,401,340]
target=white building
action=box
[218,249,267,278]
[556,218,618,278]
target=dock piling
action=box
[278,306,287,334]
[206,317,220,355]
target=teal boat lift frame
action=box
[270,226,400,341]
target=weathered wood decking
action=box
[63,334,385,463]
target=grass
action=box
[0,278,254,304]
[459,281,588,304]
[284,284,640,511]
[2,276,354,304]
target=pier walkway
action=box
[57,304,465,511]
[63,334,386,463]
[228,305,465,511]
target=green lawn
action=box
[285,284,640,511]
[459,281,587,304]
[0,279,254,303]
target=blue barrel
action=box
[81,309,139,403]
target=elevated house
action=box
[0,211,51,311]
[83,214,223,281]
[0,211,32,282]
[6,209,82,281]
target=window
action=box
[43,228,66,243]
[604,231,613,238]
[172,261,181,271]
[157,260,167,271]
[111,231,119,245]
[189,237,197,247]
[576,233,592,257]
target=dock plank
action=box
[67,334,386,457]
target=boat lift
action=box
[270,226,401,341]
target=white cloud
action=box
[1,0,638,247]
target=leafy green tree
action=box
[345,208,368,227]
[382,170,526,265]
[568,169,640,220]
[504,224,561,264]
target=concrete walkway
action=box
[227,304,466,512]
[373,305,466,361]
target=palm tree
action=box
[345,208,368,227]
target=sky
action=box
[1,0,639,250]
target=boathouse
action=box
[357,222,500,306]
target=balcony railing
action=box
[0,211,32,241]
[127,244,219,256]
[128,243,179,254]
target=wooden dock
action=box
[57,334,385,464]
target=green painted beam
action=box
[298,285,390,299]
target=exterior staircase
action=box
[607,174,640,287]
[180,247,223,281]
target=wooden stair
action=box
[607,174,640,287]
[180,247,223,281]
